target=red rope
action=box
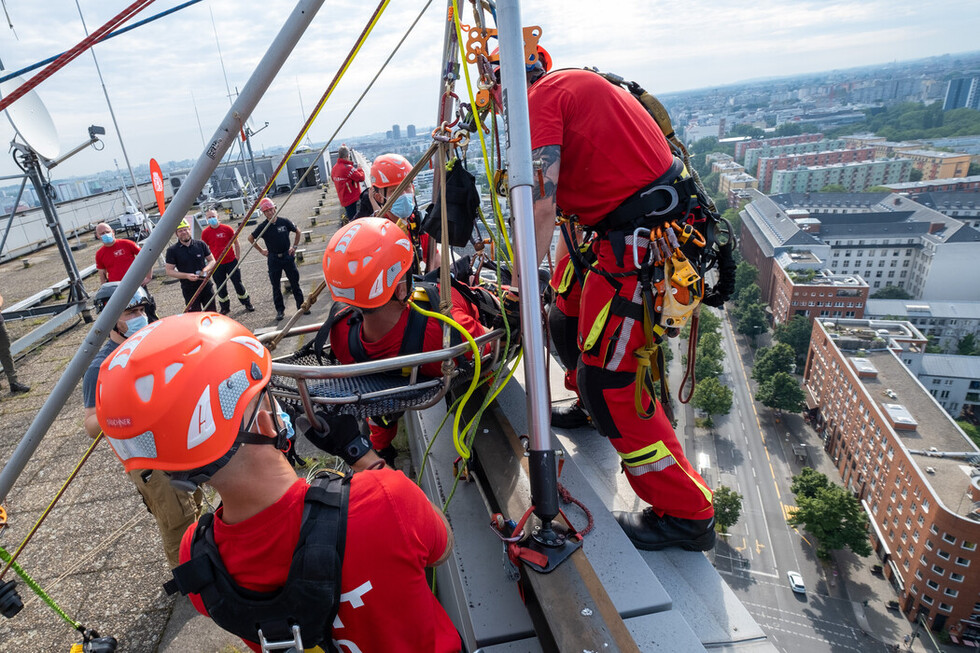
[0,0,155,114]
[557,481,594,536]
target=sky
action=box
[0,0,978,181]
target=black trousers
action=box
[180,280,217,312]
[0,319,19,385]
[268,253,303,312]
[212,261,250,308]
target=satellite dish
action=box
[0,74,61,160]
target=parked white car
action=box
[787,571,806,594]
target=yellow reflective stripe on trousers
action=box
[582,298,612,353]
[618,440,671,467]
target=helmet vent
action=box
[201,316,213,328]
[348,261,358,274]
[188,385,217,449]
[107,431,157,462]
[186,345,202,356]
[164,363,183,384]
[218,370,249,420]
[386,262,404,287]
[134,374,155,402]
[250,362,262,380]
[231,335,265,357]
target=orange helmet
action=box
[490,44,552,73]
[322,217,413,308]
[95,313,272,473]
[370,153,411,189]
[258,197,276,212]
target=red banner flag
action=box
[149,158,166,216]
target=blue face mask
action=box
[207,217,219,227]
[101,233,115,245]
[123,314,148,337]
[390,194,415,220]
[276,407,295,440]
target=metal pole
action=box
[22,150,87,303]
[0,176,28,256]
[497,0,559,525]
[0,0,327,503]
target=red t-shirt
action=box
[95,239,141,282]
[201,224,238,264]
[180,472,460,652]
[527,69,674,225]
[331,159,365,207]
[330,287,486,379]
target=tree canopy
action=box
[773,315,813,366]
[755,371,806,413]
[870,285,913,300]
[752,343,797,382]
[713,485,743,533]
[691,376,733,427]
[957,334,980,357]
[790,467,832,499]
[788,478,872,559]
[735,303,768,340]
[819,184,849,193]
[736,282,761,307]
[734,261,758,299]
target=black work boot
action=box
[219,302,231,316]
[551,399,591,429]
[244,300,255,312]
[612,509,716,552]
[276,311,285,321]
[9,381,30,394]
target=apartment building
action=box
[803,318,980,636]
[770,253,868,325]
[743,138,850,177]
[886,175,980,195]
[769,158,912,194]
[734,133,824,162]
[757,147,875,192]
[894,150,972,181]
[865,300,980,354]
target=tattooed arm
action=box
[530,144,561,266]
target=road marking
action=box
[755,485,778,569]
[752,467,757,478]
[735,536,747,553]
[769,462,781,500]
[717,568,779,580]
[755,539,766,555]
[782,503,798,521]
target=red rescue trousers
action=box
[574,235,714,520]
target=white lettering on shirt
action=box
[332,580,373,629]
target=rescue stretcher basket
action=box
[258,323,507,421]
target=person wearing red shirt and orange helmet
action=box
[94,311,461,652]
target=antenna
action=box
[0,74,60,159]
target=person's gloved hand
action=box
[296,411,372,466]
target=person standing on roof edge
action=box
[248,197,307,321]
[367,153,440,272]
[331,144,365,224]
[523,44,716,551]
[82,283,202,568]
[319,217,496,462]
[0,292,30,395]
[95,222,159,321]
[165,218,218,312]
[94,312,462,652]
[201,209,255,315]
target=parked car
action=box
[787,571,806,594]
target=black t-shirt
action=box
[166,240,211,286]
[250,218,297,255]
[83,339,119,408]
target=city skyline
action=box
[0,0,978,182]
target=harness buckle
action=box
[639,183,679,217]
[257,624,304,653]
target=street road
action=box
[699,310,881,653]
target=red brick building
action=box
[770,256,869,326]
[757,148,875,192]
[804,319,980,637]
[735,133,824,162]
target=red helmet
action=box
[258,197,276,212]
[95,313,272,473]
[370,154,411,189]
[322,217,413,308]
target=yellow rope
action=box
[407,299,481,460]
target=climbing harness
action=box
[166,471,349,653]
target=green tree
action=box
[773,315,813,366]
[969,162,980,176]
[694,332,725,381]
[755,371,806,413]
[864,186,893,193]
[691,376,733,427]
[702,171,721,195]
[790,467,831,499]
[736,303,768,345]
[925,335,943,354]
[751,343,796,382]
[682,307,722,340]
[712,485,743,533]
[870,285,913,300]
[819,184,848,193]
[788,483,872,559]
[774,122,803,137]
[736,282,761,307]
[908,167,923,182]
[721,206,742,236]
[733,261,758,299]
[956,333,979,356]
